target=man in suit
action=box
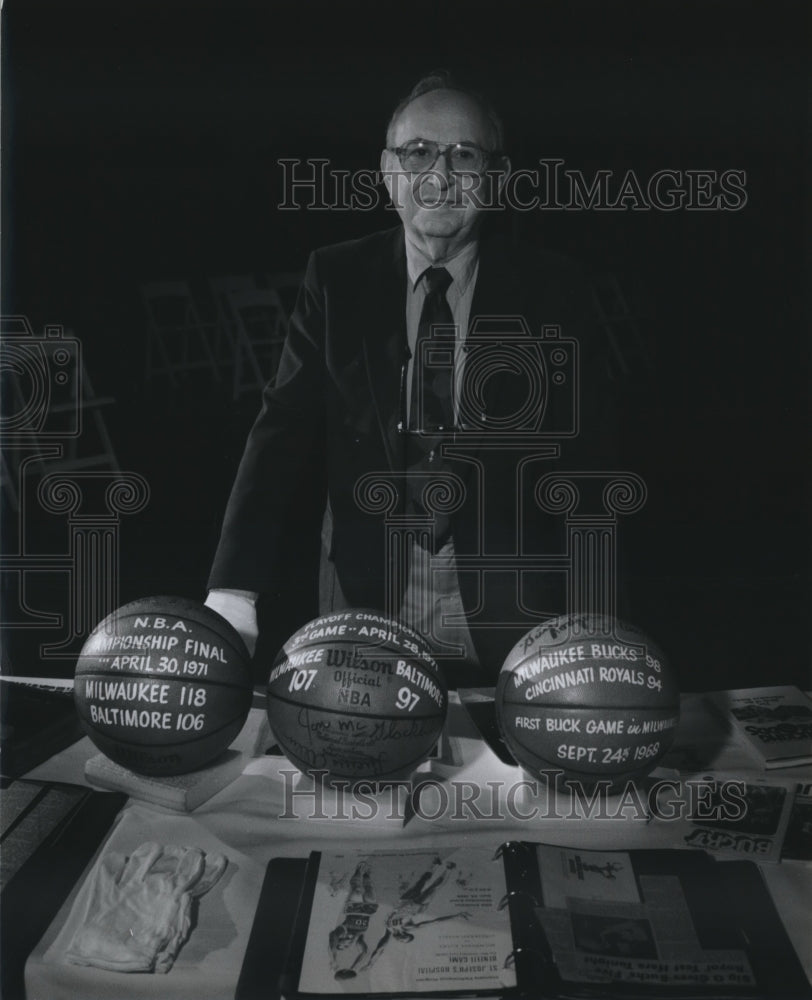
[206,71,615,683]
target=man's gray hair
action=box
[385,70,505,152]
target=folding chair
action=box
[0,321,120,509]
[227,288,287,400]
[208,274,258,364]
[141,280,221,385]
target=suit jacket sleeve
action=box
[207,251,327,594]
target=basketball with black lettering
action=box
[266,609,448,780]
[495,613,680,787]
[74,596,253,775]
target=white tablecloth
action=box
[23,693,812,999]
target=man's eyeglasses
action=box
[387,140,499,176]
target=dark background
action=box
[1,0,810,690]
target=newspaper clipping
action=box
[534,845,755,990]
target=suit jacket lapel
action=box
[361,230,525,472]
[362,229,408,472]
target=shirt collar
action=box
[404,234,479,295]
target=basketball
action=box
[74,595,253,776]
[266,609,448,780]
[495,613,680,787]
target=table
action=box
[2,691,811,999]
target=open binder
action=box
[237,843,810,1000]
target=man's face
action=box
[381,89,506,254]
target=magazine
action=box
[707,687,812,769]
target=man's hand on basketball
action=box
[204,589,258,657]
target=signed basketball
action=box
[496,613,680,787]
[266,609,448,780]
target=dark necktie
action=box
[411,267,454,433]
[405,266,455,551]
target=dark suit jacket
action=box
[209,225,617,677]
